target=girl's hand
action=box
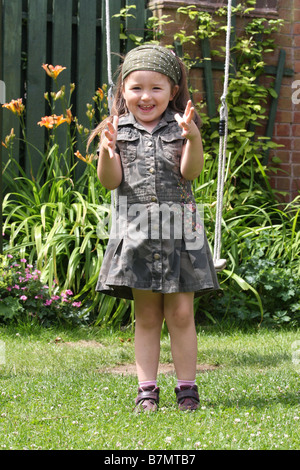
[175,101,198,140]
[103,115,119,158]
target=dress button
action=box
[149,168,155,174]
[154,253,160,260]
[151,196,157,202]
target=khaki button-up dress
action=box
[96,108,220,299]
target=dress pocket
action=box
[117,131,139,162]
[160,134,185,162]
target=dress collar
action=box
[118,108,179,132]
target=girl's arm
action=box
[97,116,123,190]
[175,101,204,181]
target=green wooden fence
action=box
[1,0,148,176]
[1,0,295,182]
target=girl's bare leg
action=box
[132,289,164,382]
[163,292,197,381]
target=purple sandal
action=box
[134,386,160,413]
[175,385,200,411]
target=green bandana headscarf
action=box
[122,45,181,85]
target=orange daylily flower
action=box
[2,98,25,116]
[2,128,15,148]
[74,150,94,164]
[42,64,66,79]
[97,88,104,101]
[65,108,73,125]
[37,114,67,129]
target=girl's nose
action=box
[141,90,151,101]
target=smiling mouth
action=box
[139,105,155,112]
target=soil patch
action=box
[57,339,104,348]
[98,363,218,376]
[57,339,219,375]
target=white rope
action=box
[105,0,114,113]
[105,0,116,227]
[213,0,232,272]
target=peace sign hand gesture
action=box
[175,100,198,140]
[103,115,119,158]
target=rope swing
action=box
[213,0,232,272]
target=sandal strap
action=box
[175,387,199,404]
[136,388,160,405]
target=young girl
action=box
[88,44,219,412]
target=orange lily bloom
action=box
[96,88,104,101]
[65,108,73,125]
[2,98,25,116]
[2,128,15,148]
[38,114,67,129]
[42,64,66,79]
[74,150,94,164]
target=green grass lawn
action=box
[0,323,300,450]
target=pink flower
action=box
[44,299,52,306]
[20,295,27,301]
[72,301,82,308]
[20,258,27,263]
[13,285,20,290]
[51,295,60,301]
[65,289,73,296]
[7,254,13,259]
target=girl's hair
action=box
[87,53,201,150]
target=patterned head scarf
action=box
[122,44,181,85]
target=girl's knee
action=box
[134,290,164,330]
[135,305,164,330]
[168,308,194,329]
[164,292,195,329]
[136,313,164,330]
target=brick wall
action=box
[148,0,298,201]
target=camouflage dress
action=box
[96,108,220,299]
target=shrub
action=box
[0,254,87,326]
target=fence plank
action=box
[76,0,97,167]
[26,0,48,177]
[52,0,73,156]
[125,0,146,52]
[201,38,216,118]
[52,0,73,87]
[2,0,23,167]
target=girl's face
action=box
[122,71,179,131]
